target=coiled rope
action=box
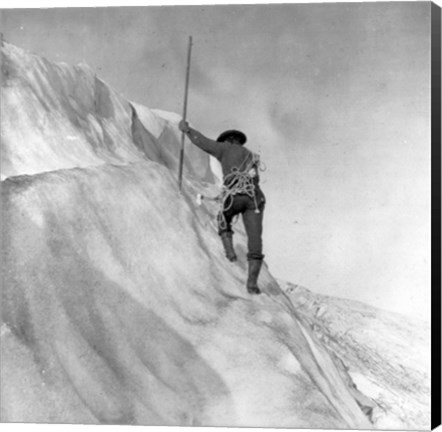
[217,152,262,231]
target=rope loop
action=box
[218,152,261,231]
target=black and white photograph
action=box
[1,1,440,430]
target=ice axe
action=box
[178,36,193,191]
[196,193,221,206]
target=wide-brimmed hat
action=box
[216,129,247,145]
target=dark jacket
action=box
[185,127,260,186]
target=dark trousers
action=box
[218,189,265,261]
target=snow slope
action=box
[0,41,412,428]
[283,282,430,429]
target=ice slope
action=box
[282,281,430,429]
[1,42,372,428]
[1,42,213,182]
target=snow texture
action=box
[1,42,428,428]
[283,281,430,429]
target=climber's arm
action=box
[179,120,223,160]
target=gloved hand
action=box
[179,120,191,133]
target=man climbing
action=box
[179,120,266,295]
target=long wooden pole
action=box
[178,36,193,191]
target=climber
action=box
[179,119,266,295]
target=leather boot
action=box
[220,232,237,262]
[247,259,262,294]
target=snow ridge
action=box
[283,281,430,428]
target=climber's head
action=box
[216,130,247,145]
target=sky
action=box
[0,1,433,319]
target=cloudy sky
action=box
[1,1,432,319]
